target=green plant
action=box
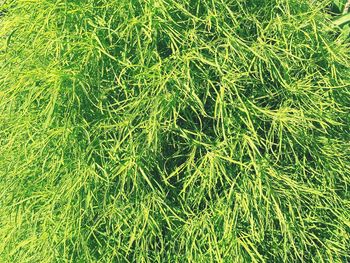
[334,12,350,26]
[0,0,349,262]
[331,0,350,38]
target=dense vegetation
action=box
[0,0,349,262]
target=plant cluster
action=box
[0,0,349,262]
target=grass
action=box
[0,0,350,262]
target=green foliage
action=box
[331,0,350,48]
[0,0,350,262]
[334,13,350,26]
[332,0,348,12]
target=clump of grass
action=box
[1,0,350,262]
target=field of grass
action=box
[0,0,350,262]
